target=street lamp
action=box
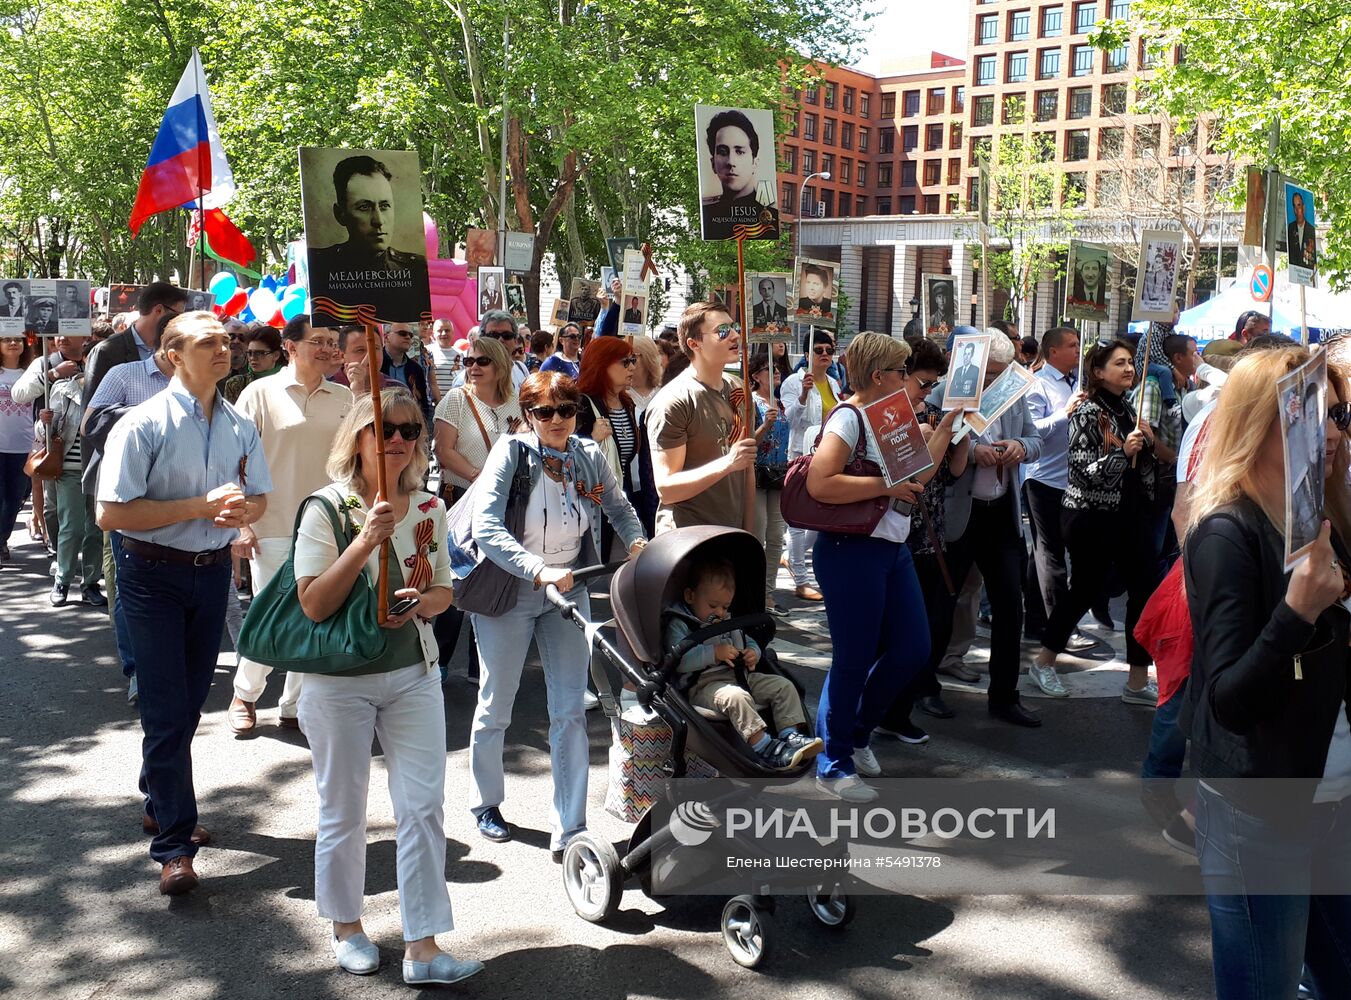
[796,170,832,262]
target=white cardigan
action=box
[780,370,844,458]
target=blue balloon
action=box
[281,294,306,322]
[209,272,238,306]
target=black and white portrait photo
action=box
[477,267,505,318]
[300,147,431,325]
[505,281,527,321]
[568,278,602,326]
[1132,229,1183,323]
[745,271,791,340]
[0,280,27,334]
[923,274,957,337]
[943,333,991,410]
[1279,352,1327,567]
[694,104,780,242]
[792,258,836,330]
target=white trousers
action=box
[232,537,304,715]
[299,663,452,940]
[787,526,817,588]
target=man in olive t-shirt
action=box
[646,302,756,531]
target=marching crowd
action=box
[2,281,1348,997]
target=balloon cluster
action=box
[209,272,310,328]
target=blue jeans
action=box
[468,576,591,851]
[813,534,929,779]
[1197,783,1351,999]
[117,544,230,862]
[1141,687,1187,780]
[109,532,136,677]
[0,451,29,548]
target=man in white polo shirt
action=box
[227,315,352,733]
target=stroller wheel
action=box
[806,884,856,928]
[562,835,623,923]
[721,894,774,969]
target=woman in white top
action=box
[0,335,35,562]
[804,333,931,804]
[294,390,481,987]
[432,336,522,501]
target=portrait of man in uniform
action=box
[568,278,602,326]
[26,297,58,335]
[57,281,90,320]
[753,277,788,328]
[695,105,780,242]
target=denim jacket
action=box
[472,431,646,582]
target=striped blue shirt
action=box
[97,382,272,551]
[86,355,171,411]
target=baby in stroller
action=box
[664,556,823,770]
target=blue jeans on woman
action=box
[0,451,30,550]
[1196,783,1351,999]
[813,534,930,779]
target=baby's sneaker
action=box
[780,731,824,763]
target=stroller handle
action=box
[542,562,623,611]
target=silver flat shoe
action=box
[331,932,380,975]
[402,953,484,986]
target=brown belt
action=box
[119,536,231,567]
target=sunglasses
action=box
[909,374,940,392]
[560,334,581,341]
[486,331,518,341]
[464,356,494,368]
[1331,402,1351,432]
[620,356,638,367]
[376,421,422,441]
[813,345,835,356]
[529,403,579,422]
[245,349,278,359]
[714,323,740,341]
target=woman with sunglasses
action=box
[293,391,481,986]
[466,371,646,860]
[574,336,652,554]
[432,336,522,504]
[0,335,35,563]
[540,323,583,380]
[1181,347,1351,999]
[223,326,285,403]
[781,329,843,601]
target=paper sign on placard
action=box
[943,333,991,411]
[1284,179,1318,288]
[1064,241,1111,323]
[1278,349,1326,569]
[621,248,648,297]
[745,270,794,343]
[1132,229,1184,323]
[862,390,934,488]
[0,279,93,336]
[961,362,1036,438]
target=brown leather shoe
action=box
[158,856,199,895]
[228,696,257,734]
[794,584,824,601]
[278,716,300,731]
[143,814,212,847]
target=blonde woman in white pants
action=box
[295,391,481,986]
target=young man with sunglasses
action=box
[779,330,844,600]
[645,301,757,532]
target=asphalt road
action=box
[0,528,1213,1000]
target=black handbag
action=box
[445,440,533,616]
[755,464,788,491]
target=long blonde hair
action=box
[1186,346,1351,540]
[326,389,429,496]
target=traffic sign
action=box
[1250,265,1273,302]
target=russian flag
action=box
[129,48,236,235]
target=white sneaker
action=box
[1029,661,1069,698]
[816,774,879,803]
[1122,679,1159,707]
[331,932,380,975]
[583,689,600,711]
[853,745,882,777]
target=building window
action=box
[805,84,819,105]
[1102,82,1127,114]
[900,194,917,215]
[973,95,995,126]
[857,163,867,186]
[948,158,962,185]
[1109,0,1130,18]
[947,193,961,212]
[1072,44,1095,75]
[877,195,891,214]
[788,112,799,137]
[1073,1,1097,33]
[857,195,868,215]
[1038,47,1060,79]
[926,123,944,150]
[971,135,993,166]
[802,148,816,174]
[1105,44,1128,72]
[782,182,796,211]
[903,90,920,116]
[1066,129,1090,161]
[976,55,996,85]
[1140,38,1160,68]
[823,117,836,145]
[878,163,892,186]
[924,194,940,214]
[841,122,854,149]
[950,122,963,147]
[1099,126,1124,158]
[880,92,895,117]
[1035,89,1059,121]
[1096,171,1122,205]
[879,126,895,153]
[928,88,945,114]
[823,82,836,109]
[1168,166,1196,201]
[860,93,871,118]
[840,158,851,183]
[804,113,817,140]
[843,86,855,114]
[1064,171,1087,204]
[839,195,850,218]
[1010,9,1031,40]
[968,177,981,211]
[1041,6,1063,35]
[821,152,835,175]
[1006,51,1029,82]
[953,86,965,112]
[821,190,834,216]
[1068,86,1092,118]
[858,127,870,152]
[903,125,919,151]
[924,160,941,185]
[1002,94,1026,125]
[978,14,999,44]
[1136,122,1161,155]
[784,146,797,173]
[901,161,917,186]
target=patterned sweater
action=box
[1063,393,1156,511]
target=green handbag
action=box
[237,489,388,673]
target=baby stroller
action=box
[542,526,856,968]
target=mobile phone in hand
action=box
[388,596,420,617]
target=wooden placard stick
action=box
[735,231,756,533]
[363,321,390,621]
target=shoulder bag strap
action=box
[461,387,493,453]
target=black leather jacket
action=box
[1181,499,1350,804]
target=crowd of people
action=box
[2,279,1347,997]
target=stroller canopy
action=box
[611,526,767,666]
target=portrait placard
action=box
[862,389,934,487]
[745,271,793,343]
[567,278,602,327]
[923,274,958,337]
[621,248,648,297]
[620,292,649,336]
[183,289,213,314]
[792,257,836,329]
[694,104,780,242]
[550,298,571,328]
[1278,350,1327,568]
[52,280,92,334]
[477,267,505,318]
[1064,241,1111,322]
[24,280,59,335]
[607,236,641,274]
[943,333,991,411]
[962,361,1035,437]
[299,147,431,325]
[504,282,527,322]
[1285,179,1318,287]
[0,279,28,335]
[465,228,497,274]
[1132,229,1184,323]
[107,284,141,316]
